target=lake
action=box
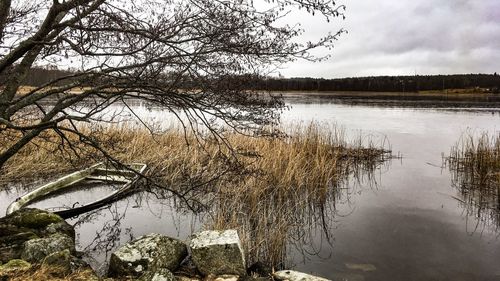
[1,96,499,280]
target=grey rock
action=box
[108,233,188,277]
[21,233,75,262]
[0,208,74,263]
[139,268,176,281]
[190,230,246,276]
[43,249,72,269]
[273,270,331,281]
[43,221,75,238]
[42,248,90,276]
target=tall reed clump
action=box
[447,132,500,229]
[0,122,390,267]
[206,123,389,268]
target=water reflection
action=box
[66,190,201,275]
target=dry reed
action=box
[447,132,500,229]
[0,122,389,268]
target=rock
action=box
[10,209,63,228]
[108,233,188,277]
[175,255,202,277]
[43,221,75,237]
[43,249,73,272]
[21,233,75,262]
[190,230,246,276]
[139,268,176,281]
[273,270,330,281]
[0,208,74,263]
[42,248,90,276]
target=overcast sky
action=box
[279,0,500,78]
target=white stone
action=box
[190,230,241,248]
[108,233,187,277]
[189,230,246,276]
[273,270,331,281]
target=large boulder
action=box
[273,270,330,281]
[189,230,246,276]
[21,233,75,262]
[0,208,74,263]
[108,233,188,278]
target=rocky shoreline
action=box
[0,209,328,281]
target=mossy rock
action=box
[0,259,31,270]
[0,259,31,273]
[21,233,75,262]
[10,209,64,228]
[0,209,75,263]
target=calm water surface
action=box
[1,99,499,280]
[283,102,500,281]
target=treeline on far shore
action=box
[5,66,500,93]
[254,74,500,93]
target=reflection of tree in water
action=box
[447,133,500,232]
[71,200,132,274]
[70,189,202,274]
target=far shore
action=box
[11,85,500,106]
[274,89,500,107]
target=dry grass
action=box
[2,265,99,281]
[447,132,500,228]
[419,87,494,95]
[10,85,91,95]
[0,122,389,268]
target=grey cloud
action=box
[281,0,500,78]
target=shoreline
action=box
[275,90,500,108]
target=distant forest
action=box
[254,74,500,93]
[6,67,500,93]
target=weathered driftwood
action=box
[6,162,147,219]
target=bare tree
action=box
[0,0,345,169]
